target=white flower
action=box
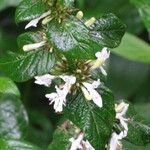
[34,74,55,87]
[82,140,95,150]
[25,10,51,29]
[115,102,129,133]
[69,133,84,150]
[91,47,110,75]
[46,86,66,113]
[60,75,76,88]
[23,41,46,52]
[109,132,124,150]
[95,47,110,62]
[45,75,76,112]
[81,79,103,108]
[69,133,95,150]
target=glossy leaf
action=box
[47,14,125,59]
[64,86,115,149]
[0,93,28,140]
[90,13,126,48]
[0,77,20,97]
[112,33,150,63]
[0,32,55,82]
[121,100,150,145]
[127,122,150,145]
[15,0,49,23]
[0,139,41,150]
[123,141,150,150]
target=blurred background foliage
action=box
[0,0,150,149]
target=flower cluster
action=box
[33,48,110,113]
[109,102,129,150]
[69,133,95,150]
[23,11,110,113]
[35,74,76,112]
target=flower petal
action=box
[92,79,101,89]
[60,75,76,85]
[95,47,110,61]
[69,133,84,150]
[25,10,51,29]
[82,81,103,107]
[81,86,92,101]
[90,89,103,107]
[35,74,55,87]
[100,67,107,76]
[23,41,46,52]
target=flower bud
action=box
[85,17,96,27]
[23,41,46,52]
[76,11,83,20]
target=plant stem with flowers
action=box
[0,0,150,150]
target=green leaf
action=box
[123,140,150,150]
[120,100,150,145]
[64,86,115,149]
[17,31,44,50]
[0,93,28,140]
[0,139,41,150]
[47,14,125,59]
[0,32,55,82]
[0,0,21,11]
[90,13,126,48]
[0,77,20,97]
[130,0,150,34]
[48,121,76,150]
[112,33,150,63]
[15,0,49,23]
[126,121,150,145]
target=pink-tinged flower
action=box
[91,47,110,76]
[115,102,129,134]
[69,133,95,150]
[60,75,76,90]
[109,132,124,150]
[23,41,46,52]
[69,133,84,150]
[34,74,55,87]
[81,79,103,108]
[25,10,51,29]
[95,47,110,62]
